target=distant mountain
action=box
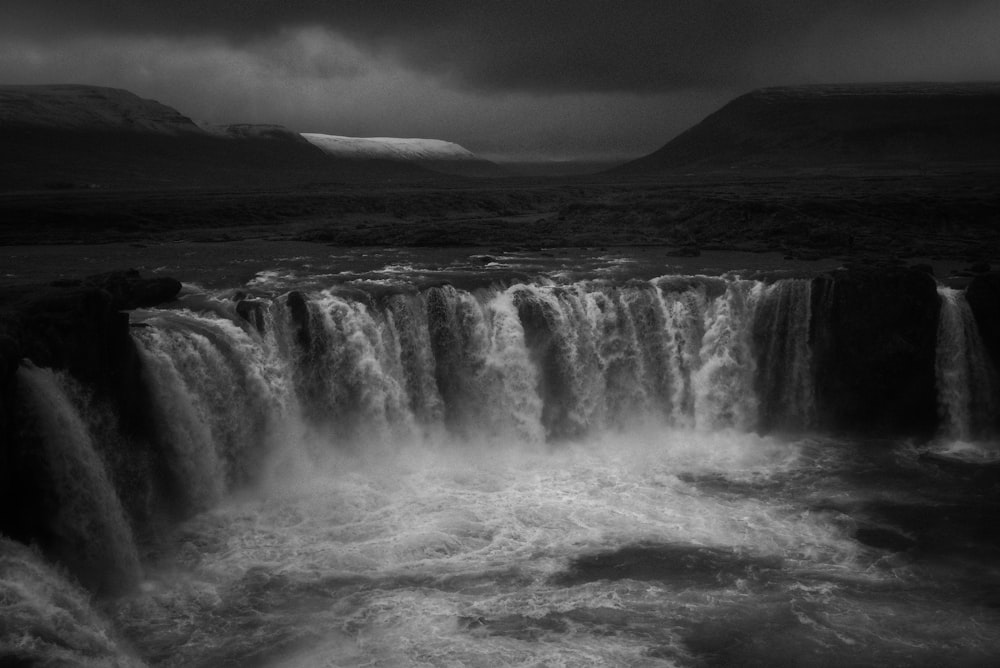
[0,84,433,191]
[614,83,1000,174]
[302,133,507,177]
[0,84,202,134]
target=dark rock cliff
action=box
[966,271,1000,432]
[810,266,941,438]
[967,272,1000,370]
[0,270,181,588]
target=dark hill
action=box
[0,84,434,191]
[614,83,1000,174]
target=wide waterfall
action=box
[5,262,1000,667]
[129,277,816,479]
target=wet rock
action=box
[966,271,1000,406]
[285,291,312,349]
[811,265,940,437]
[83,268,181,309]
[235,298,268,334]
[0,271,184,589]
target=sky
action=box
[2,1,999,161]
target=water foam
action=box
[935,286,998,442]
[0,539,144,667]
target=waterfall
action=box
[132,306,303,509]
[0,538,143,667]
[126,277,816,462]
[689,280,758,430]
[15,363,142,595]
[13,267,1000,667]
[753,279,816,431]
[2,275,824,601]
[935,286,998,441]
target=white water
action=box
[10,273,1000,666]
[104,277,844,665]
[112,432,871,667]
[125,277,818,501]
[16,363,142,595]
[934,286,998,444]
[0,538,142,667]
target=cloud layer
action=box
[3,1,999,159]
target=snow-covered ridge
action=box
[0,84,202,134]
[302,133,480,162]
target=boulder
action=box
[235,298,268,333]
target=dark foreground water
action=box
[3,248,998,667]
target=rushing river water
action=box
[3,248,999,667]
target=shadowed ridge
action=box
[200,122,313,143]
[0,84,440,190]
[0,83,203,134]
[613,82,1000,174]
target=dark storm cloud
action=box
[4,0,995,93]
[3,0,999,160]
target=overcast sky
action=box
[3,1,999,161]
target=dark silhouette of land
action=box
[614,83,1000,173]
[1,82,998,262]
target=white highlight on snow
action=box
[301,133,480,162]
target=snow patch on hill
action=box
[301,133,480,162]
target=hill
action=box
[614,83,1000,174]
[0,84,433,191]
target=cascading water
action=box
[0,538,142,667]
[15,363,142,595]
[9,264,1000,667]
[128,277,817,462]
[753,279,816,431]
[935,285,998,443]
[133,307,301,510]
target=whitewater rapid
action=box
[7,268,1000,667]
